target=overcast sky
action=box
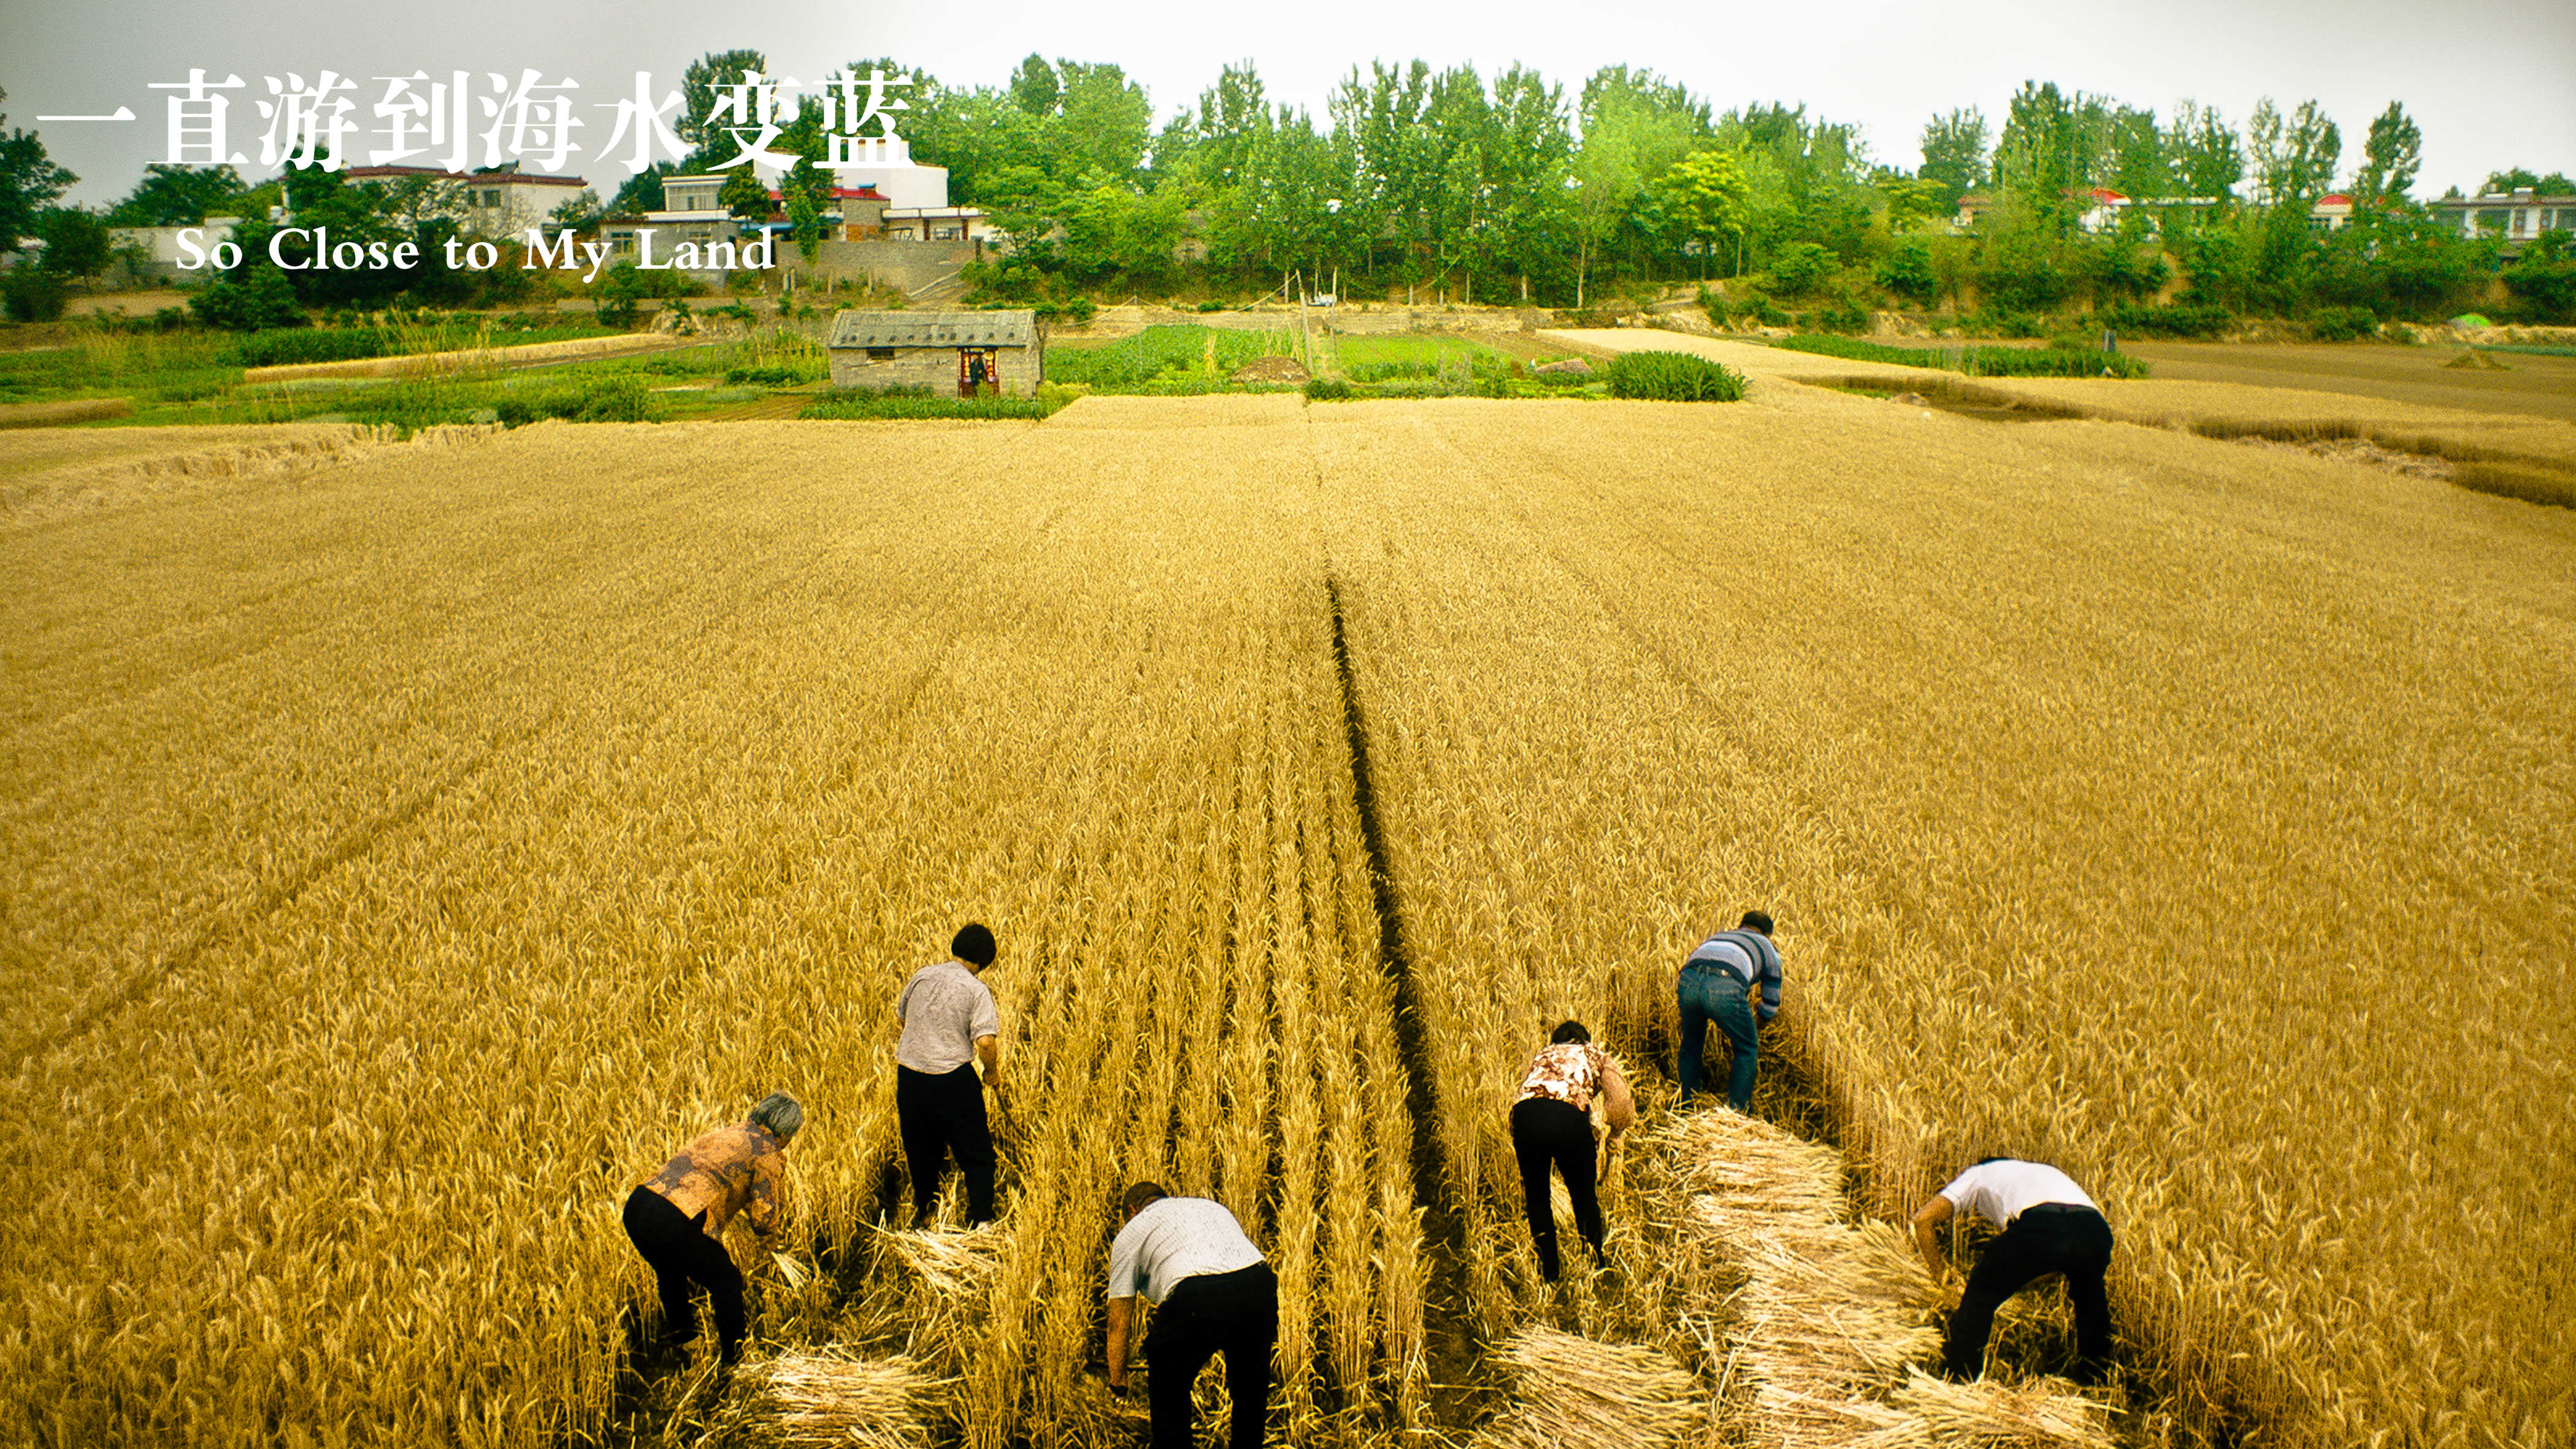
[7,0,2570,207]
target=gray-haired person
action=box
[623,1093,801,1366]
[894,923,1005,1225]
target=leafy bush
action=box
[231,328,391,367]
[1774,334,1935,366]
[494,375,657,426]
[1304,378,1354,401]
[2307,306,2382,343]
[190,267,305,331]
[1,267,68,323]
[1196,299,1228,313]
[1806,301,1873,335]
[2097,301,2233,338]
[1603,350,1746,402]
[1875,242,1938,307]
[1766,242,1837,297]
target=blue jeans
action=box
[1677,964,1759,1110]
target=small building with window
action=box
[825,310,1043,396]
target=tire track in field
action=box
[1323,566,1498,1426]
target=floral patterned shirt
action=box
[1516,1042,1637,1132]
[641,1122,787,1243]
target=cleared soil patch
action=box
[2119,340,2576,424]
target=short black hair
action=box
[1122,1182,1170,1215]
[952,923,997,967]
[1974,1155,2014,1166]
[1739,910,1774,936]
[1550,1020,1590,1045]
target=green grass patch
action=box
[1774,333,2149,379]
[799,385,1070,421]
[2477,343,2576,358]
[1042,325,1295,388]
[1333,333,1511,383]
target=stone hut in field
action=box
[826,310,1043,397]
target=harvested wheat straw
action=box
[1468,1325,1699,1449]
[1664,1110,2098,1449]
[738,1351,947,1448]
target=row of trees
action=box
[7,61,2572,324]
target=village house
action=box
[338,163,591,237]
[826,310,1042,396]
[2428,187,2576,251]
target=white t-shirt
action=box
[894,959,1000,1074]
[1105,1197,1265,1305]
[1938,1159,2099,1226]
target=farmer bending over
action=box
[623,1092,800,1366]
[1105,1182,1278,1449]
[1911,1156,2116,1385]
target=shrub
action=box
[1197,299,1228,313]
[1305,378,1354,401]
[494,376,657,426]
[2307,306,2382,343]
[1602,350,1746,402]
[1875,242,1938,307]
[1,267,68,323]
[2098,301,2233,338]
[230,329,391,367]
[190,267,305,331]
[1766,242,1837,298]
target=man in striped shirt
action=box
[1677,910,1783,1112]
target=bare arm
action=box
[1596,1053,1637,1140]
[976,1033,1000,1090]
[1911,1194,1955,1283]
[1105,1296,1136,1389]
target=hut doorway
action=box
[957,348,998,397]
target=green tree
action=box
[106,163,245,226]
[33,207,112,279]
[2161,99,2242,204]
[678,50,769,147]
[1053,63,1152,183]
[549,190,605,233]
[1655,149,1749,280]
[1875,236,1937,305]
[1008,55,1060,117]
[2351,102,2421,211]
[607,164,675,217]
[1917,107,1988,214]
[2479,167,2576,195]
[1,88,77,255]
[1570,66,1709,303]
[2245,97,2340,294]
[719,167,772,222]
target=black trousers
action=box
[1144,1263,1277,1449]
[895,1062,997,1224]
[623,1186,746,1361]
[1944,1203,2115,1382]
[1510,1096,1603,1281]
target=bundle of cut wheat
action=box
[1657,1109,1943,1449]
[854,1225,1006,1374]
[1467,1325,1700,1449]
[1877,1369,2114,1449]
[733,1350,948,1449]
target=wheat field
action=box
[1,387,2569,1448]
